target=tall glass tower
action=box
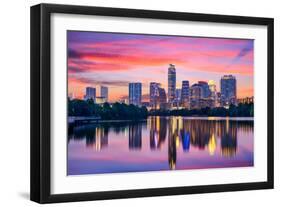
[181,80,190,108]
[220,75,237,106]
[129,82,142,106]
[150,82,161,108]
[100,86,108,102]
[84,87,96,101]
[168,64,176,105]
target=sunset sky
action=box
[67,31,254,102]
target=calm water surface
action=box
[68,116,253,175]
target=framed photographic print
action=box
[30,3,274,203]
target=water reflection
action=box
[69,125,109,150]
[129,124,142,150]
[68,117,253,174]
[150,117,167,149]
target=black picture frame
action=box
[30,3,274,204]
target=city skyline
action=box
[68,31,254,101]
[78,70,247,110]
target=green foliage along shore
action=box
[68,99,253,119]
[68,99,148,120]
[149,103,254,117]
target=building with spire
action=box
[168,64,176,106]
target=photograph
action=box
[67,31,254,175]
[29,3,274,203]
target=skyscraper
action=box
[100,86,108,102]
[208,80,219,107]
[175,88,181,107]
[198,81,211,98]
[84,87,96,101]
[158,88,167,108]
[190,84,203,99]
[150,82,161,108]
[220,75,237,106]
[150,82,166,109]
[175,89,181,101]
[190,83,203,109]
[181,80,190,108]
[168,64,176,105]
[129,82,142,106]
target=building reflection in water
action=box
[220,119,237,157]
[68,124,109,151]
[129,124,142,150]
[149,117,167,149]
[68,117,253,169]
[168,118,178,170]
[181,130,190,152]
[208,133,216,155]
[158,117,242,169]
[95,127,109,151]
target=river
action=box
[68,116,254,175]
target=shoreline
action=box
[68,116,254,126]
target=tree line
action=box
[68,99,253,120]
[149,103,254,117]
[68,99,148,120]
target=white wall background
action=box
[0,0,279,206]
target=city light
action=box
[80,64,253,111]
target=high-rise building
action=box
[168,64,176,105]
[190,83,203,109]
[198,81,211,98]
[149,82,166,109]
[175,89,181,107]
[158,88,167,108]
[84,87,96,101]
[100,86,108,102]
[129,82,142,106]
[150,82,161,108]
[190,84,202,99]
[220,75,237,106]
[208,80,219,107]
[175,89,181,101]
[181,80,190,108]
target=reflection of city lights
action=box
[95,128,101,151]
[178,118,183,131]
[176,136,180,148]
[221,148,236,157]
[172,118,176,132]
[182,132,190,152]
[95,137,101,151]
[156,116,160,131]
[170,161,176,170]
[226,118,229,133]
[208,133,216,155]
[68,115,253,174]
[154,132,159,147]
[124,128,128,137]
